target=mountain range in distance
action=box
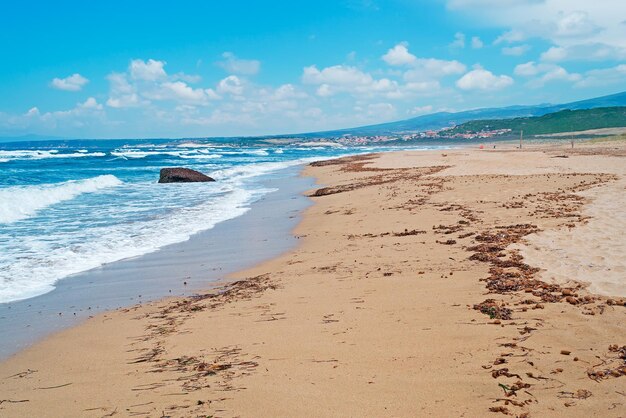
[301,90,626,138]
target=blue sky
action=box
[0,0,624,139]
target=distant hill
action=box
[445,107,626,137]
[305,91,626,137]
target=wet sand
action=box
[0,166,314,359]
[0,142,625,417]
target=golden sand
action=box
[1,142,625,417]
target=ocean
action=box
[0,138,449,305]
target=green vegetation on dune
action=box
[446,107,626,137]
[584,133,626,144]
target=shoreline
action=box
[1,142,625,417]
[0,146,451,360]
[0,165,315,359]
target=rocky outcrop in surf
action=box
[158,167,215,183]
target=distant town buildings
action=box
[308,126,513,145]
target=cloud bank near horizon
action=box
[1,0,624,138]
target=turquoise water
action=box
[0,138,449,303]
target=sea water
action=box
[0,138,448,304]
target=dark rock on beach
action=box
[158,167,215,183]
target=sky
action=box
[0,0,625,139]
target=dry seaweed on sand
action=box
[393,229,426,236]
[474,299,513,320]
[309,164,449,197]
[587,345,626,381]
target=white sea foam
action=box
[177,141,218,148]
[247,149,269,156]
[0,156,316,303]
[0,175,122,224]
[0,150,58,159]
[179,153,222,159]
[0,183,269,303]
[210,157,319,181]
[110,150,162,158]
[61,152,106,158]
[110,149,222,159]
[0,150,106,160]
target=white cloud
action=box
[531,67,581,87]
[93,57,320,135]
[575,64,626,87]
[403,59,466,81]
[130,59,167,81]
[471,36,484,49]
[514,61,541,76]
[7,98,106,133]
[106,72,144,108]
[540,43,626,62]
[51,73,89,91]
[381,43,466,84]
[146,81,220,105]
[107,60,224,107]
[450,32,466,48]
[315,84,334,97]
[540,46,567,61]
[218,52,261,75]
[447,0,626,64]
[456,67,514,91]
[7,50,468,137]
[79,97,103,110]
[403,81,440,93]
[173,72,202,83]
[327,79,398,97]
[302,65,373,87]
[271,84,307,100]
[107,73,134,95]
[555,11,599,37]
[502,44,531,56]
[382,43,417,66]
[106,96,140,109]
[514,61,581,87]
[174,80,315,129]
[217,75,244,95]
[303,63,437,99]
[494,29,526,45]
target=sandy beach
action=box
[1,142,625,417]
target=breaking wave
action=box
[0,175,123,224]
